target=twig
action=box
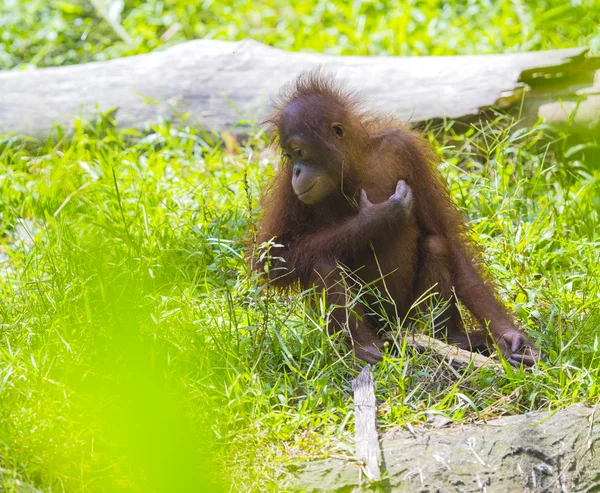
[408,333,502,369]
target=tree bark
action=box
[0,40,598,140]
[291,403,600,492]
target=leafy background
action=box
[1,0,599,69]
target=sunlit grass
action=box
[1,111,598,490]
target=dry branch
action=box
[408,333,502,369]
[351,367,381,481]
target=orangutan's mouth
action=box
[297,180,316,198]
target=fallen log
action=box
[291,403,600,492]
[350,338,501,485]
[0,40,598,140]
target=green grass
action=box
[1,0,599,69]
[1,114,598,491]
[1,1,600,491]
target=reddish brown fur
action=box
[253,71,538,366]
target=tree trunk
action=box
[291,403,600,492]
[0,40,598,140]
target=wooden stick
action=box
[352,366,381,481]
[408,333,502,369]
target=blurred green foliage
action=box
[1,0,599,69]
[0,122,233,492]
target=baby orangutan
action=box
[253,71,538,367]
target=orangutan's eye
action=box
[282,152,292,161]
[293,148,303,158]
